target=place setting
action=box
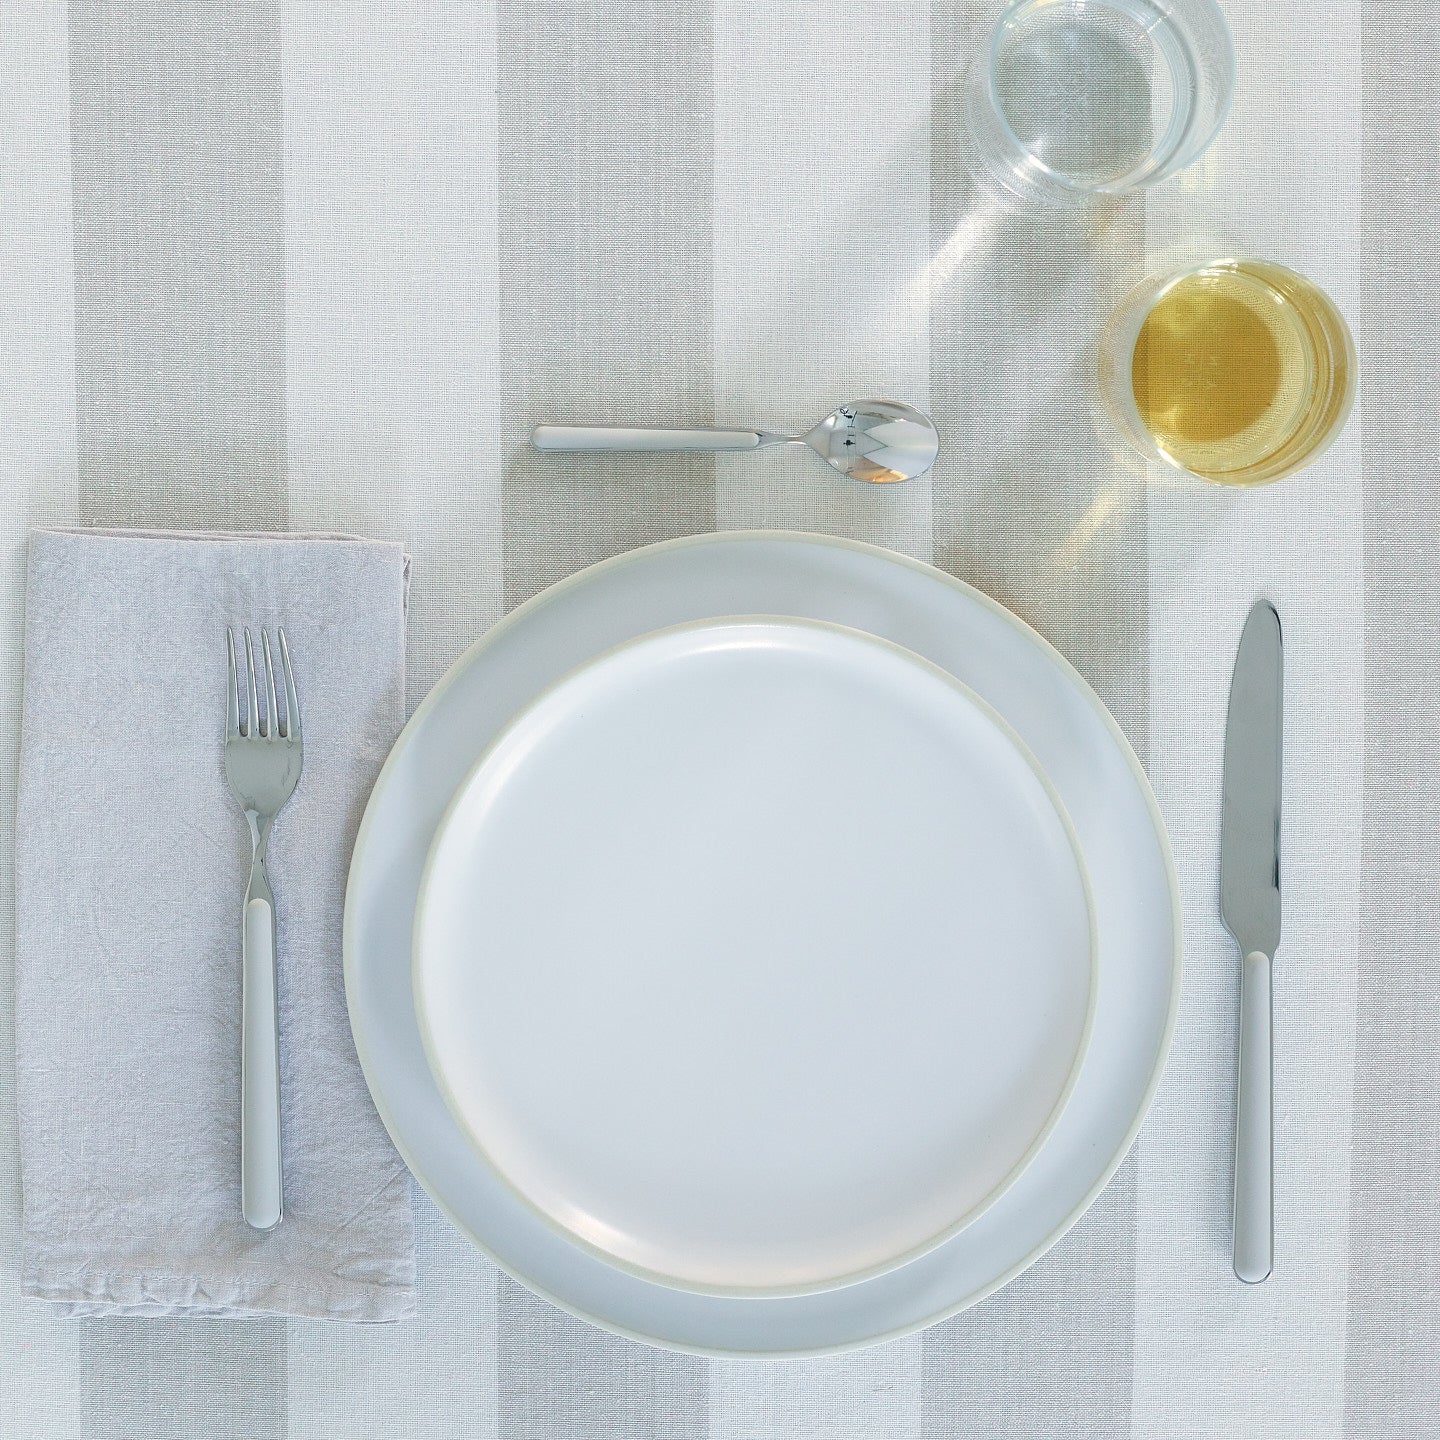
[12,0,1348,1373]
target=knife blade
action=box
[1220,599,1282,1284]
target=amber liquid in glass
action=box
[1130,260,1354,485]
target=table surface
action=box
[3,2,1435,1437]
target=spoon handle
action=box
[533,424,765,452]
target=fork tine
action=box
[226,628,241,738]
[278,628,300,741]
[244,627,261,738]
[261,630,280,742]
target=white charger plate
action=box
[345,531,1180,1356]
[412,617,1096,1298]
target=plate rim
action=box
[344,529,1182,1357]
[409,613,1101,1300]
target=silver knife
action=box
[1220,599,1283,1284]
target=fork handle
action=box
[241,860,283,1231]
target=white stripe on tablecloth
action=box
[711,0,932,561]
[288,1214,500,1440]
[280,3,503,1434]
[278,0,504,696]
[1132,0,1364,1431]
[0,1,80,1433]
[712,1346,925,1440]
[708,0,931,1431]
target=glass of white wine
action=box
[1099,258,1357,485]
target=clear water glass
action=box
[966,0,1235,204]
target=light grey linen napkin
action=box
[15,529,416,1320]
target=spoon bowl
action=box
[799,401,940,484]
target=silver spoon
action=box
[532,399,939,484]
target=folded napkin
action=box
[16,529,415,1320]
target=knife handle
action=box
[1233,949,1273,1283]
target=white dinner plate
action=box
[344,531,1180,1355]
[413,617,1096,1298]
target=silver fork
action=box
[224,628,303,1231]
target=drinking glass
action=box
[1098,258,1357,486]
[966,0,1235,204]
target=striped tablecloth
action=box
[2,1,1434,1436]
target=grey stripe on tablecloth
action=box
[68,3,287,1437]
[494,0,712,1433]
[920,3,1149,1435]
[496,0,716,614]
[69,0,286,532]
[1344,7,1440,1435]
